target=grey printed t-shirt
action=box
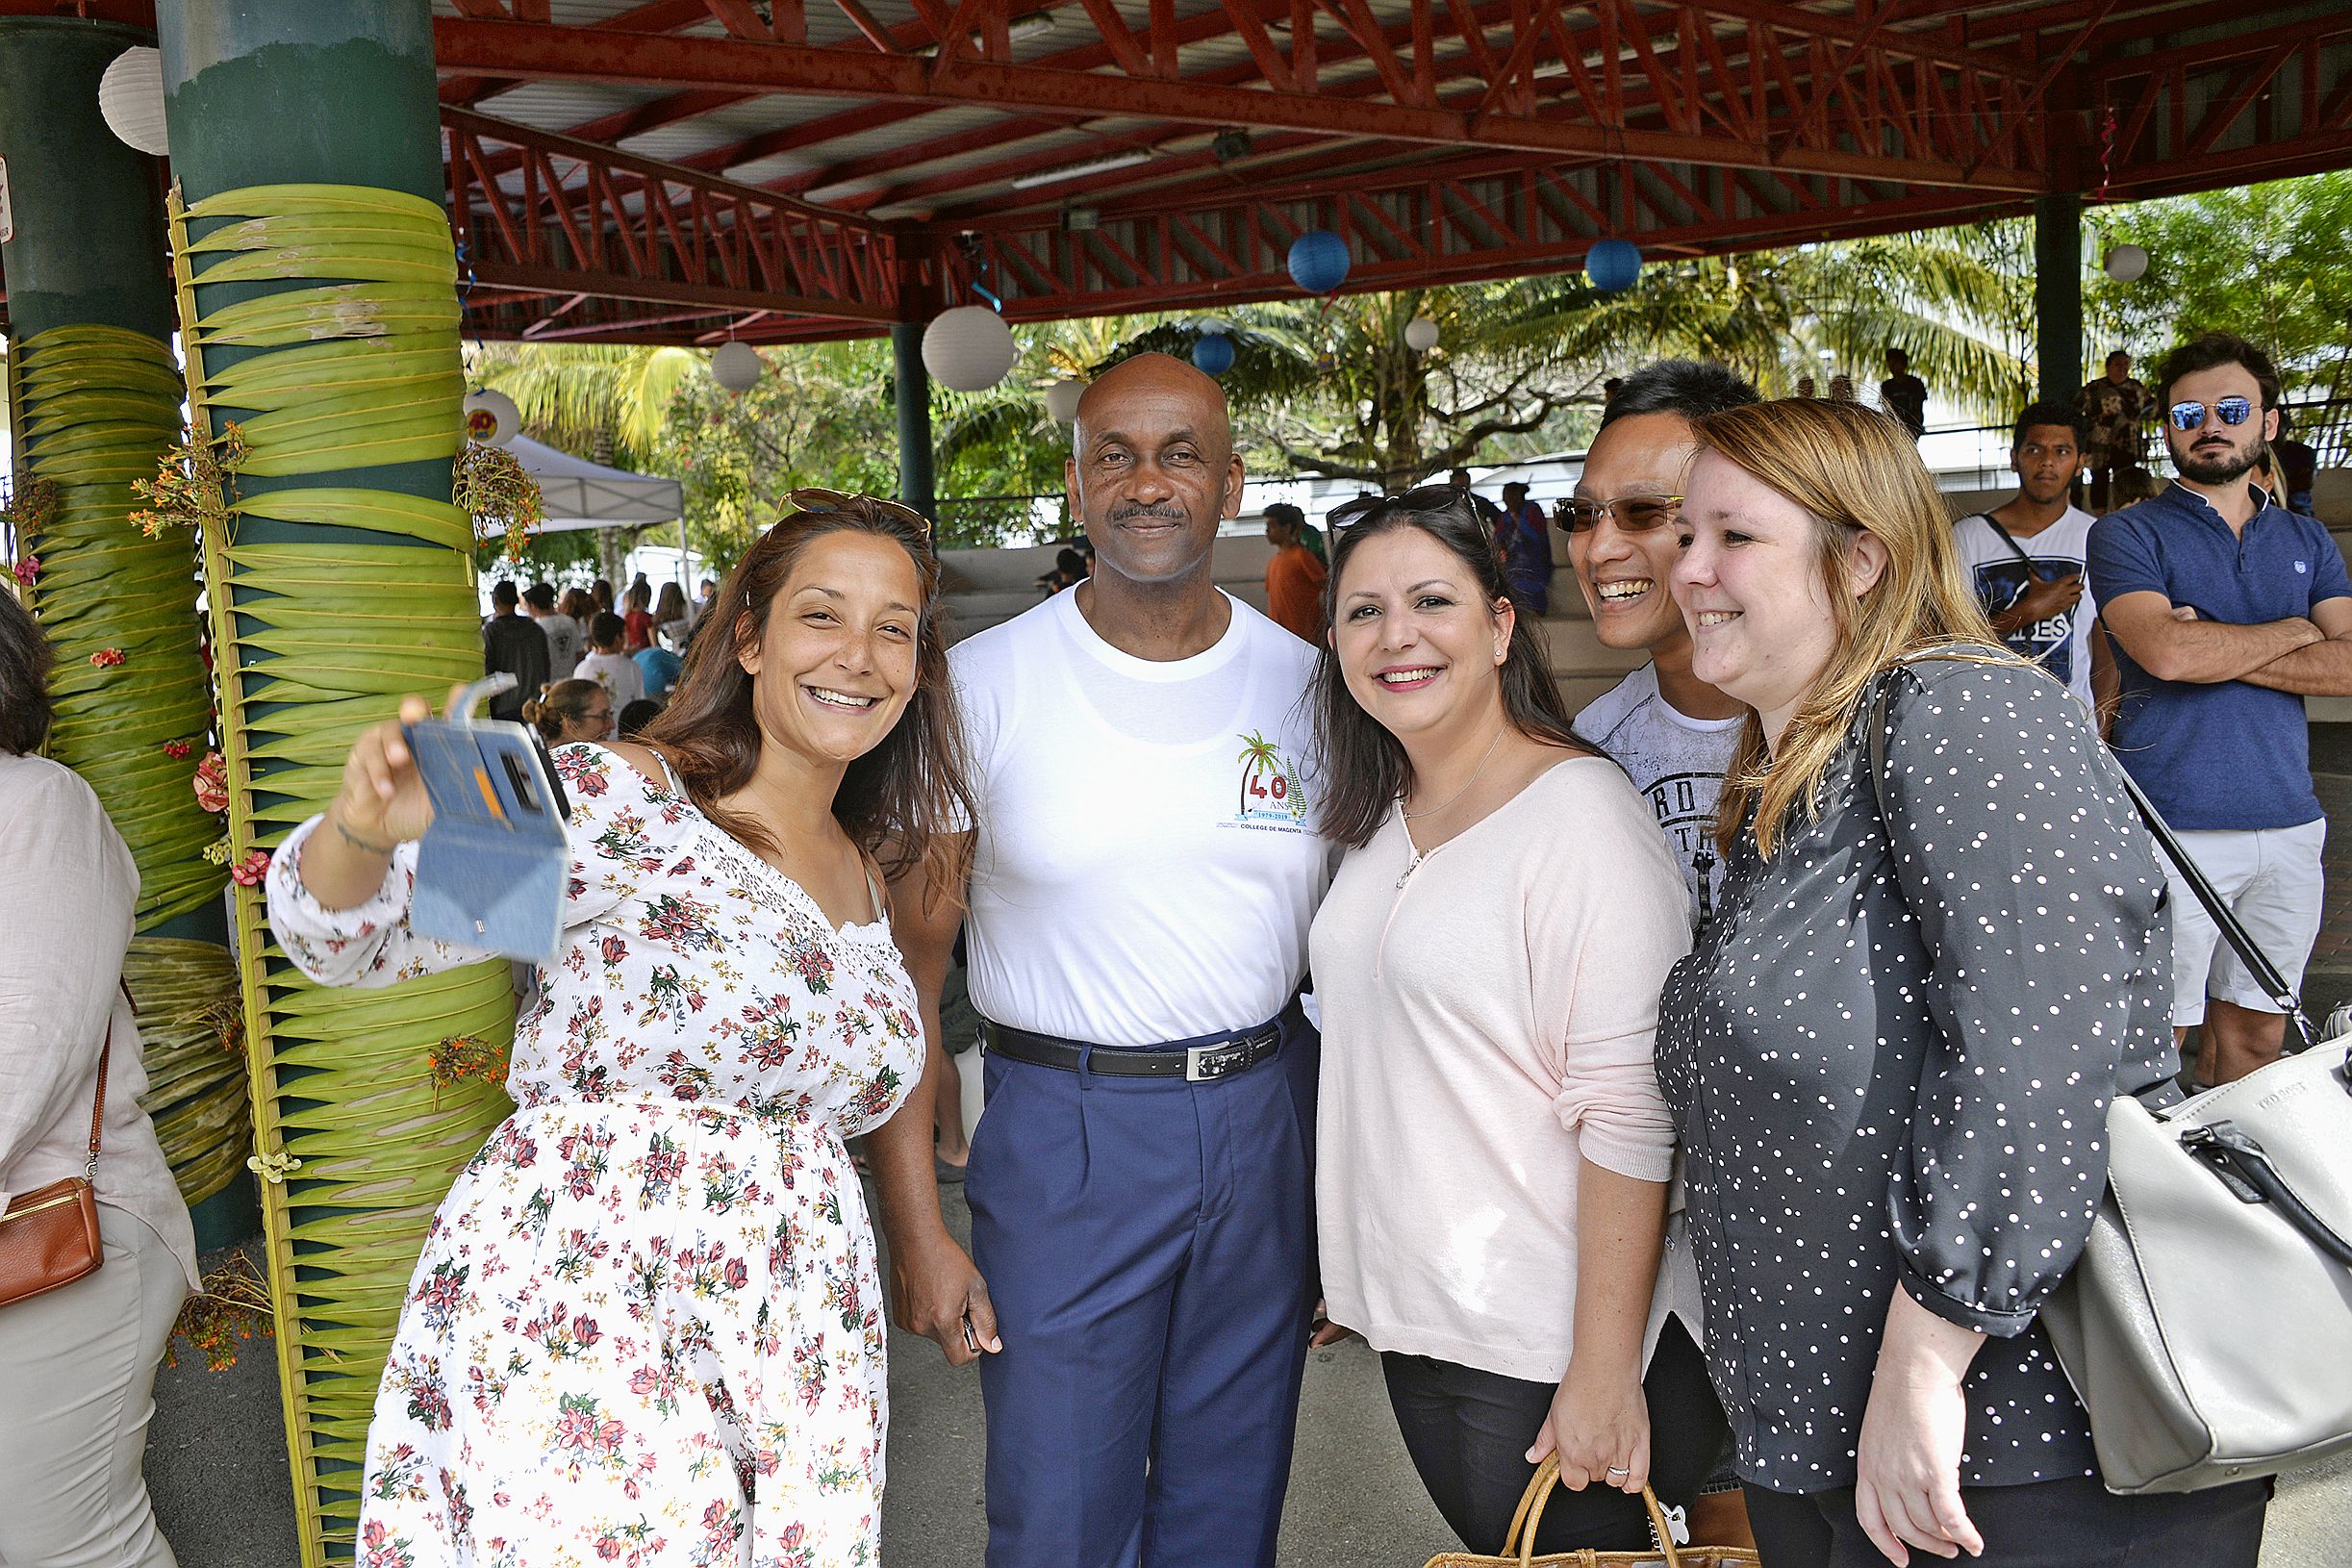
[1574,664,1743,934]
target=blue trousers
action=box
[966,1012,1319,1568]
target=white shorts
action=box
[2162,819,2328,1026]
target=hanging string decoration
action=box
[1404,316,1441,353]
[1191,333,1235,376]
[711,340,764,394]
[922,304,1018,392]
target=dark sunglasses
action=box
[1327,483,1468,531]
[2167,396,2255,432]
[1557,493,1683,534]
[787,486,934,539]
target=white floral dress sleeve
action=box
[266,743,649,989]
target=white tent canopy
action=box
[504,435,683,534]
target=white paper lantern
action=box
[712,340,764,394]
[2103,243,2150,283]
[922,305,1018,392]
[99,45,169,158]
[1044,378,1086,423]
[1404,316,1441,353]
[462,387,519,447]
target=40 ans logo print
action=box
[1234,730,1309,825]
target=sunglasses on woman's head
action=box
[1557,493,1682,534]
[786,486,934,539]
[2167,397,2255,432]
[1326,483,1467,531]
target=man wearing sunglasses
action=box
[1564,360,1758,936]
[871,352,1332,1568]
[2087,332,2352,1087]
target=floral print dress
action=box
[265,744,923,1568]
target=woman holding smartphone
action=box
[266,493,973,1568]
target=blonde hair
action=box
[1693,398,2011,857]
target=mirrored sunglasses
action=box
[1558,493,1682,534]
[2167,396,2254,432]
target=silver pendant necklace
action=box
[1396,727,1506,888]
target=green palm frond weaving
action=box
[166,181,515,1567]
[6,324,225,928]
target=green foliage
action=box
[2087,171,2352,402]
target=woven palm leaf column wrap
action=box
[7,324,246,1205]
[165,181,517,1565]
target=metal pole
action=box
[893,319,936,520]
[2035,191,2084,408]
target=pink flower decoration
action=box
[89,647,125,669]
[164,740,194,761]
[10,556,38,587]
[230,848,270,888]
[193,751,230,814]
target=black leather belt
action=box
[982,1018,1282,1082]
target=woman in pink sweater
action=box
[1304,488,1725,1556]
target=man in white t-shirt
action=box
[1565,361,1758,934]
[1952,401,2100,713]
[522,582,584,681]
[870,354,1332,1568]
[573,611,645,710]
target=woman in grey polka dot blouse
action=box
[1655,399,2269,1567]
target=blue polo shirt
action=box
[2086,481,2352,830]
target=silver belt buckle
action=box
[1185,1037,1253,1082]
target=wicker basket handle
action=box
[1500,1454,1684,1568]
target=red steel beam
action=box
[429,15,2051,192]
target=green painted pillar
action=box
[153,7,515,1563]
[0,19,173,342]
[894,319,937,519]
[0,17,251,1247]
[2035,191,2085,408]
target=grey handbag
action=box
[2037,758,2352,1494]
[1867,667,2352,1495]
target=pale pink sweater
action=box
[1309,758,1689,1383]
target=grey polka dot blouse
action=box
[1655,655,2180,1494]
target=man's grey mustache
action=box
[1112,504,1185,521]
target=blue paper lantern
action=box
[1585,238,1642,292]
[1287,229,1351,295]
[1191,333,1235,376]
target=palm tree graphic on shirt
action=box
[1236,730,1305,822]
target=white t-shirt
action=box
[953,588,1332,1046]
[576,648,645,710]
[535,612,585,681]
[1572,665,1743,934]
[1952,506,2099,712]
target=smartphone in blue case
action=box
[402,674,572,965]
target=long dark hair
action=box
[0,588,55,755]
[1311,493,1587,847]
[640,497,976,902]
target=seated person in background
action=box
[576,610,646,711]
[1262,503,1328,642]
[1952,402,2099,713]
[1035,546,1089,596]
[521,678,613,746]
[634,640,685,701]
[617,697,663,739]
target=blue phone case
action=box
[402,717,571,964]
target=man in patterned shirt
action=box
[2080,349,2150,512]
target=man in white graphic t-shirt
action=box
[869,354,1332,1568]
[1952,401,2101,714]
[1565,361,1758,934]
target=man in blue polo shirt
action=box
[2087,332,2352,1086]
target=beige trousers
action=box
[0,1202,188,1568]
